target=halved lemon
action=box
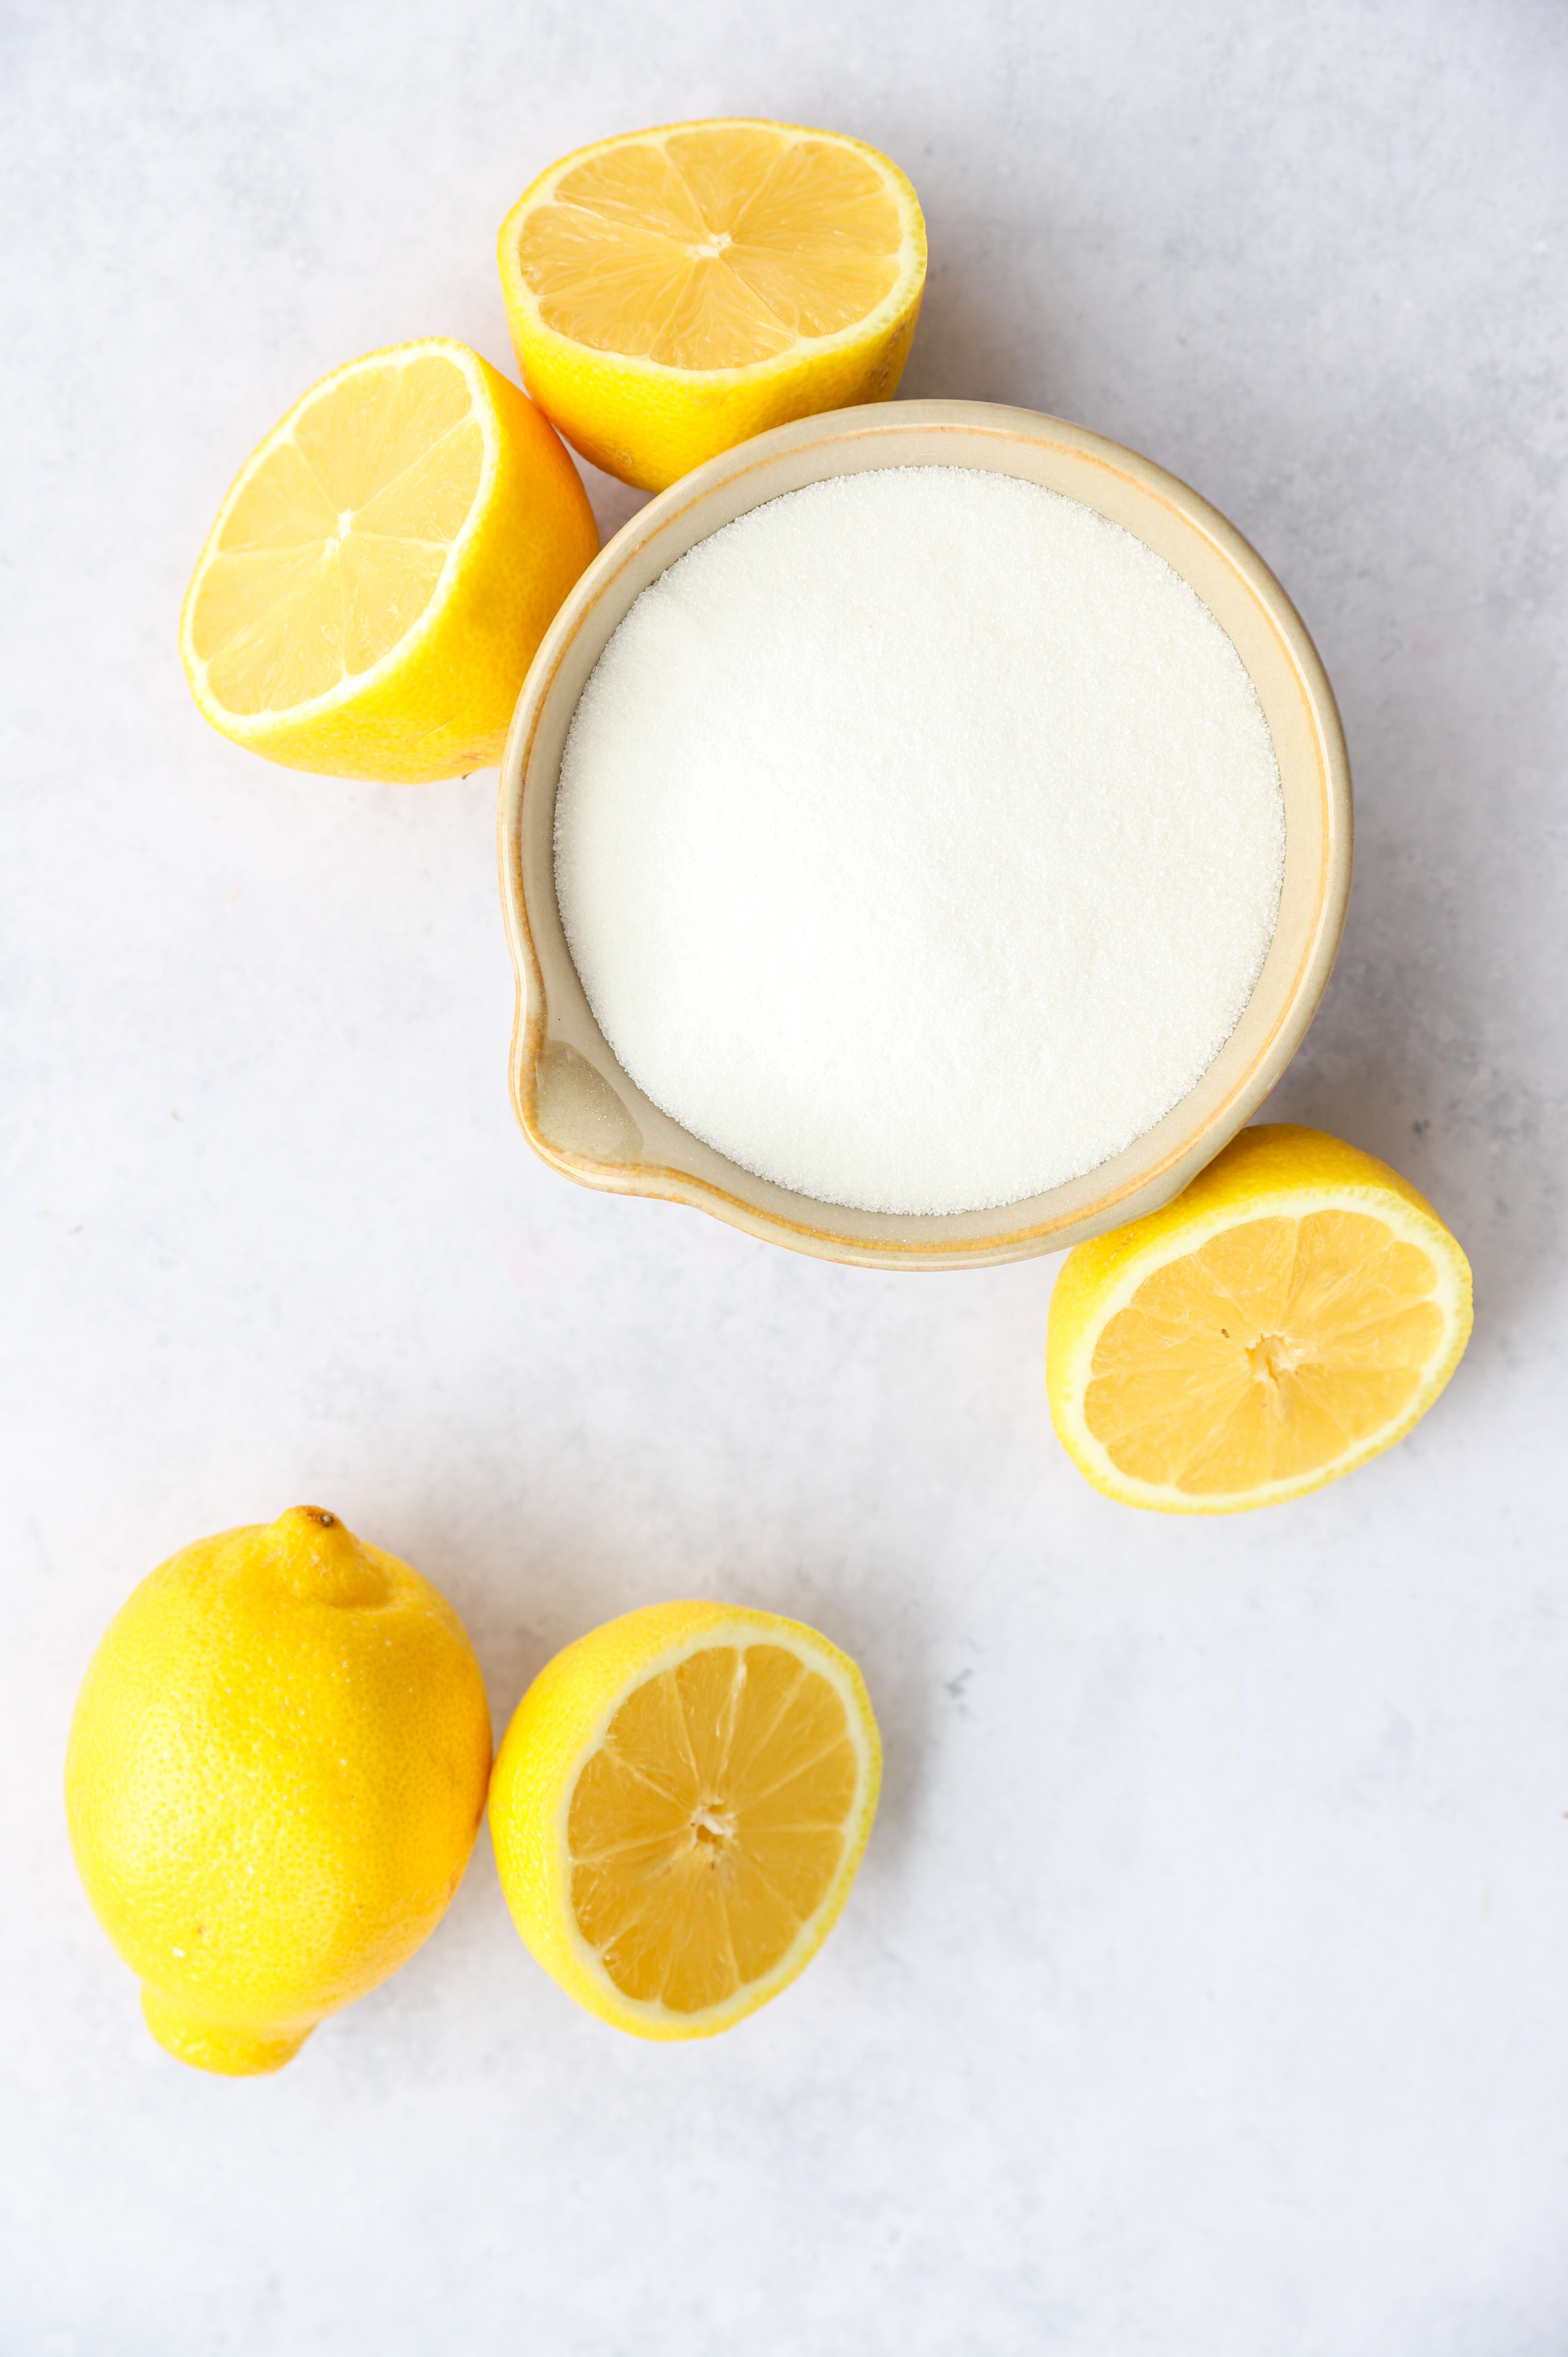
[1047,1125,1473,1514]
[498,119,927,492]
[489,1601,881,2039]
[180,338,599,782]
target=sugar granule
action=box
[555,466,1285,1216]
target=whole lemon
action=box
[65,1507,492,2074]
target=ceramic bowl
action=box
[497,399,1351,1270]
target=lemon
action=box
[1047,1126,1473,1514]
[65,1507,493,2074]
[489,1601,880,2040]
[498,119,927,492]
[179,338,599,782]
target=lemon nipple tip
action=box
[268,1505,388,1606]
[141,1986,313,2077]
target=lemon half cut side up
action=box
[180,338,599,782]
[1047,1126,1474,1514]
[499,120,927,491]
[488,1602,881,2040]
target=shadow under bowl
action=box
[497,399,1351,1270]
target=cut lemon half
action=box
[1047,1125,1473,1514]
[180,338,598,782]
[498,119,927,492]
[489,1601,881,2040]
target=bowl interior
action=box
[498,399,1350,1269]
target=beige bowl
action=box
[497,399,1351,1270]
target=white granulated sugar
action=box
[555,466,1285,1216]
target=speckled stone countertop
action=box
[3,3,1566,2350]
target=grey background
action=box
[3,1,1566,2350]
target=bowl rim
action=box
[497,398,1352,1270]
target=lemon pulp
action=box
[1046,1126,1473,1514]
[1086,1210,1449,1494]
[517,124,906,368]
[188,353,484,717]
[569,1642,858,2014]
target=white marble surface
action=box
[3,3,1566,2350]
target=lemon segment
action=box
[499,120,927,491]
[180,338,599,781]
[1046,1126,1473,1514]
[65,1507,493,2073]
[489,1602,881,2039]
